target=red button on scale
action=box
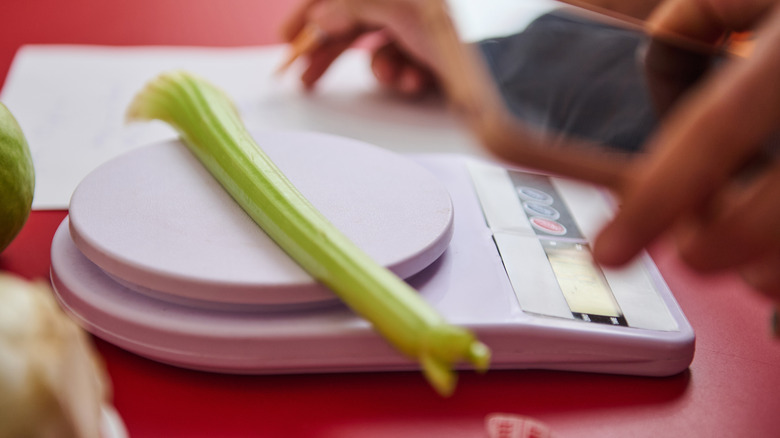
[530,216,567,235]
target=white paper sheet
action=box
[1,45,490,209]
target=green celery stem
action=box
[127,71,490,395]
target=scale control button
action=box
[523,202,560,220]
[517,186,554,205]
[530,217,567,235]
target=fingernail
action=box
[398,69,420,95]
[371,60,390,84]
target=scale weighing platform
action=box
[51,131,694,377]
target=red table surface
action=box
[2,2,779,437]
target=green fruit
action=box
[0,103,34,253]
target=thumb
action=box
[647,0,774,43]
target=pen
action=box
[557,0,754,57]
[276,23,326,75]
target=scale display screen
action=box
[542,240,626,325]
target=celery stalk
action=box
[126,71,490,396]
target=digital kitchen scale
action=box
[50,130,694,377]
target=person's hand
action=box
[280,0,452,97]
[593,0,780,300]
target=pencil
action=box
[276,23,326,75]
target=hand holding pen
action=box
[279,0,633,189]
[279,0,444,97]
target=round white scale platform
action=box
[51,131,453,371]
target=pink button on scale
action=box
[529,217,567,235]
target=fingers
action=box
[394,67,433,96]
[300,32,361,90]
[371,42,437,96]
[280,0,321,42]
[370,42,403,86]
[741,252,780,300]
[280,0,367,41]
[647,0,775,42]
[279,0,371,90]
[594,2,780,267]
[674,159,780,271]
[279,0,449,93]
